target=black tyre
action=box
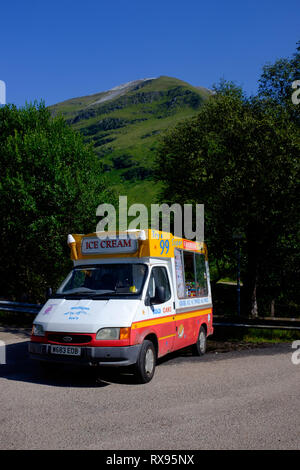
[192,326,207,356]
[135,340,156,383]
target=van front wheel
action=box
[135,340,156,383]
[192,326,207,356]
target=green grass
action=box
[113,179,163,207]
[212,326,300,343]
[243,328,300,343]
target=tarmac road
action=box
[0,328,299,450]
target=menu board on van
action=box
[175,249,185,298]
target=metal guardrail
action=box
[213,322,300,331]
[0,300,42,315]
[0,300,300,331]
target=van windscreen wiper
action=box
[91,290,116,298]
[62,287,97,294]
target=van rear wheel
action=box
[135,340,156,383]
[192,326,207,356]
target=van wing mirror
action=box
[154,286,165,304]
[145,286,166,306]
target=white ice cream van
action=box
[29,229,213,383]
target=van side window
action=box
[195,254,208,297]
[175,249,208,298]
[147,267,171,304]
[183,251,196,297]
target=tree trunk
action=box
[245,226,260,318]
[250,275,258,318]
[270,299,275,317]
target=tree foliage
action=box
[0,102,115,302]
[258,40,300,125]
[155,76,300,316]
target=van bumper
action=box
[28,342,142,367]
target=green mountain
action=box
[50,76,213,206]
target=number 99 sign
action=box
[160,239,169,255]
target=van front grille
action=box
[47,333,92,344]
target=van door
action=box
[146,266,176,356]
[174,250,210,351]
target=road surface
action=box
[0,327,299,450]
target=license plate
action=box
[50,345,81,356]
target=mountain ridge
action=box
[50,76,213,205]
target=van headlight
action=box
[96,328,120,340]
[32,324,45,337]
[96,327,130,340]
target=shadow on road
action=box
[0,338,290,388]
[0,340,137,388]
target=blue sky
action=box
[1,0,299,107]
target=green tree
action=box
[0,102,115,302]
[155,83,300,317]
[258,40,300,124]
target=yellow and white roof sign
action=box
[67,229,207,261]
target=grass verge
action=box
[208,326,300,352]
